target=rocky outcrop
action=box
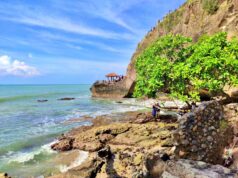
[174,101,233,164]
[90,80,134,98]
[50,101,238,177]
[91,0,238,98]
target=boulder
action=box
[51,139,73,151]
[37,99,48,102]
[174,101,233,164]
[58,98,75,101]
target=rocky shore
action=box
[48,101,238,178]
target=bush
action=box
[202,0,219,14]
[134,32,238,102]
[134,34,192,98]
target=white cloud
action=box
[0,3,134,40]
[0,55,39,77]
[52,0,146,34]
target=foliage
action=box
[134,34,192,98]
[220,119,229,132]
[134,32,238,102]
[202,0,219,14]
[160,8,184,32]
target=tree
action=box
[134,34,192,98]
[134,32,238,102]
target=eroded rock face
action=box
[174,101,233,164]
[91,0,238,98]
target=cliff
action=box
[91,0,238,98]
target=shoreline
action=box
[2,99,238,177]
[49,100,238,178]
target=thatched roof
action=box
[106,72,119,77]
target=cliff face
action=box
[91,0,238,98]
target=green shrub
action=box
[160,9,184,32]
[134,32,238,102]
[202,0,219,14]
[134,34,192,98]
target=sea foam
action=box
[6,141,57,163]
[59,151,89,173]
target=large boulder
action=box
[174,101,233,164]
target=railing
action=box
[95,76,125,85]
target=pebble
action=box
[201,144,207,148]
[182,140,189,145]
[207,136,213,142]
[212,131,217,136]
[208,126,216,131]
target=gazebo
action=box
[106,72,120,82]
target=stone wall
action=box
[174,101,233,164]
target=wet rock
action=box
[51,139,73,151]
[37,99,48,102]
[58,97,75,101]
[50,154,105,178]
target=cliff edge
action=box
[91,0,238,98]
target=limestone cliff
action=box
[91,0,238,98]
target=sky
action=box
[0,0,185,84]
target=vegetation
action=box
[160,8,185,32]
[134,32,238,102]
[202,0,219,14]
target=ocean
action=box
[0,85,145,177]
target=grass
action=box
[202,0,219,14]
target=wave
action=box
[0,141,57,165]
[0,92,87,103]
[59,151,88,173]
[0,133,59,156]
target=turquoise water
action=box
[0,85,143,177]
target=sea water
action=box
[0,85,145,177]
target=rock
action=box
[37,99,48,102]
[97,146,112,159]
[51,139,73,151]
[133,153,143,166]
[224,85,238,100]
[174,101,233,164]
[49,154,105,178]
[58,97,75,101]
[207,136,213,142]
[161,159,238,178]
[72,140,103,152]
[98,134,114,143]
[0,173,10,178]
